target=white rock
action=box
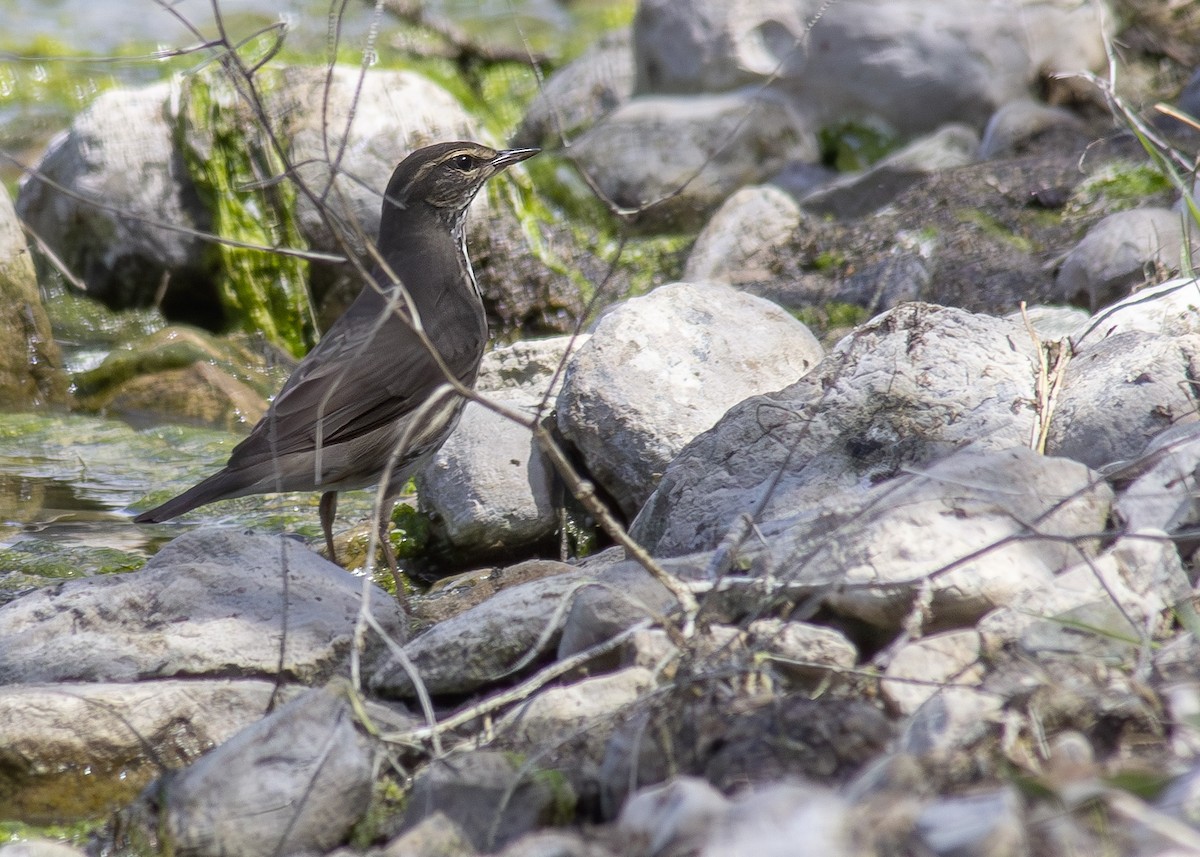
[16,82,206,309]
[370,572,589,697]
[1054,208,1199,310]
[569,92,817,229]
[763,446,1112,631]
[899,686,1005,760]
[977,530,1188,651]
[1045,330,1200,469]
[632,303,1041,558]
[1115,422,1200,533]
[155,687,374,857]
[702,781,853,857]
[685,185,803,285]
[557,560,679,660]
[747,618,858,684]
[420,336,586,557]
[1072,276,1200,344]
[498,667,655,799]
[1004,304,1090,340]
[557,281,822,516]
[882,631,985,716]
[0,528,406,684]
[419,391,556,554]
[515,28,634,147]
[978,98,1088,159]
[399,751,566,853]
[286,66,483,259]
[618,777,730,857]
[915,788,1027,857]
[634,0,1111,135]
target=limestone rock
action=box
[557,281,822,517]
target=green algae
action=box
[1067,161,1174,220]
[177,66,316,359]
[71,325,285,401]
[0,818,105,848]
[818,120,903,172]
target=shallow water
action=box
[0,410,392,580]
[0,0,625,577]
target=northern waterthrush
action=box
[134,141,540,574]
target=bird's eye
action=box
[449,154,475,171]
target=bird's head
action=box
[382,141,539,225]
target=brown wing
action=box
[225,283,484,471]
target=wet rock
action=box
[515,28,635,148]
[17,68,567,339]
[1053,208,1200,310]
[1045,330,1200,469]
[399,750,574,853]
[371,571,587,698]
[633,0,1110,135]
[0,679,308,823]
[72,325,282,430]
[0,527,406,684]
[0,182,69,409]
[16,81,214,321]
[255,65,576,338]
[632,303,1041,558]
[123,686,375,857]
[569,92,817,230]
[556,281,822,516]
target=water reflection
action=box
[0,411,382,579]
[0,455,158,563]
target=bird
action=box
[135,141,540,581]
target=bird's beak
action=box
[492,147,540,170]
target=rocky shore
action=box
[3,1,1200,855]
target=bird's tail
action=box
[132,469,246,524]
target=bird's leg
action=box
[319,491,339,565]
[377,499,409,610]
